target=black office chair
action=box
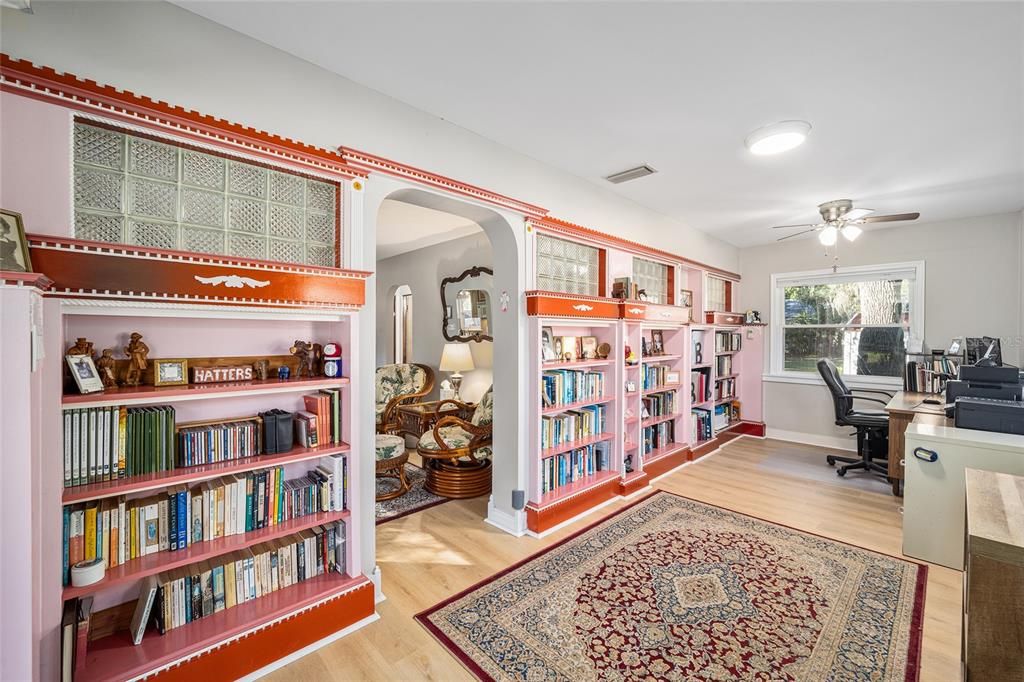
[817,359,892,477]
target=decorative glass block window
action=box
[73,122,339,267]
[706,276,729,311]
[535,234,600,296]
[632,257,669,304]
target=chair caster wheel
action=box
[836,468,847,477]
[826,456,836,466]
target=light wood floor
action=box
[265,438,962,681]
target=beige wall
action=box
[738,212,1024,448]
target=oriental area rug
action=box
[376,463,452,524]
[416,492,927,681]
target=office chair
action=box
[817,359,892,477]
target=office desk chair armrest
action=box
[850,387,895,399]
[842,394,890,407]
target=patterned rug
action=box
[376,463,453,524]
[417,492,927,681]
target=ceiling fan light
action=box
[819,226,838,246]
[745,120,811,156]
[841,224,862,241]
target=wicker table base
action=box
[376,450,411,502]
[424,458,492,499]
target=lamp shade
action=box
[440,343,475,372]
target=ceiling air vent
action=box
[604,164,657,184]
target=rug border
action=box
[414,489,930,682]
[376,462,456,525]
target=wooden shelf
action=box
[540,432,616,458]
[715,351,737,356]
[77,571,367,682]
[643,442,688,464]
[62,442,350,504]
[642,412,682,428]
[541,396,612,416]
[643,383,681,396]
[541,359,614,370]
[692,400,713,409]
[692,364,712,369]
[715,374,738,381]
[62,376,350,409]
[624,441,638,450]
[715,396,737,405]
[625,364,641,370]
[63,510,349,600]
[534,469,619,508]
[641,354,682,364]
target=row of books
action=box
[904,357,959,393]
[129,521,347,643]
[301,389,344,447]
[642,364,676,391]
[540,442,611,494]
[61,597,92,681]
[714,402,738,430]
[715,378,736,401]
[541,404,607,449]
[716,354,733,376]
[691,369,711,403]
[63,405,176,488]
[61,456,347,585]
[642,390,677,419]
[542,370,605,408]
[177,418,261,468]
[715,330,742,353]
[692,408,713,442]
[642,420,675,455]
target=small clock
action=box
[324,358,342,377]
[323,342,342,358]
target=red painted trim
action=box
[525,290,620,319]
[0,270,52,290]
[618,471,650,496]
[643,445,690,479]
[525,475,620,534]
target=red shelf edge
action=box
[539,432,616,459]
[641,412,682,428]
[541,396,612,415]
[531,469,620,509]
[62,376,350,407]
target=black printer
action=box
[946,365,1024,435]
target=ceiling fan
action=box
[772,200,920,245]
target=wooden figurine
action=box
[123,332,149,386]
[96,348,118,388]
[253,359,270,381]
[312,343,324,376]
[290,340,314,378]
[66,337,95,358]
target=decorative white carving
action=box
[194,274,270,289]
[572,304,594,311]
[628,307,644,314]
[660,311,672,317]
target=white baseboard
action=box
[764,427,856,452]
[240,612,380,681]
[371,565,385,604]
[485,497,526,536]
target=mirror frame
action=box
[441,265,494,343]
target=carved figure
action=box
[96,348,118,388]
[312,343,324,376]
[290,340,315,378]
[253,359,270,381]
[123,332,149,386]
[66,337,95,358]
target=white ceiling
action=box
[377,199,482,259]
[178,1,1024,247]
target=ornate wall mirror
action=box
[441,266,493,342]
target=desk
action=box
[884,391,951,496]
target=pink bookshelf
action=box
[542,396,613,416]
[540,432,617,458]
[534,469,619,508]
[62,376,350,408]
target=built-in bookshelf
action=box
[635,324,688,472]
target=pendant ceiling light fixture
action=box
[745,120,812,156]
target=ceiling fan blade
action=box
[842,208,874,221]
[860,212,920,224]
[770,223,822,230]
[776,228,819,241]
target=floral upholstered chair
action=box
[375,363,434,434]
[416,385,493,498]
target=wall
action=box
[738,211,1024,447]
[375,231,494,403]
[0,0,738,272]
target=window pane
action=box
[784,327,906,377]
[784,280,908,325]
[536,234,600,296]
[707,277,727,311]
[632,257,668,305]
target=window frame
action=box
[705,275,734,312]
[631,256,673,305]
[767,261,925,387]
[534,232,606,297]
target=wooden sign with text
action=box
[192,365,254,384]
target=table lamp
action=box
[440,343,474,401]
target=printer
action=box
[945,365,1024,435]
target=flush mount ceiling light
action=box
[745,120,811,156]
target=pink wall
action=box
[0,92,73,236]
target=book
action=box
[61,599,76,682]
[130,575,159,645]
[74,596,93,675]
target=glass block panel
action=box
[268,204,304,239]
[181,226,225,255]
[306,212,335,244]
[75,166,124,212]
[228,197,266,234]
[74,124,124,170]
[129,178,177,220]
[269,172,304,206]
[128,220,177,250]
[306,244,336,268]
[227,233,266,260]
[306,180,336,212]
[181,188,225,228]
[182,151,225,190]
[129,137,178,180]
[228,162,267,198]
[75,211,124,243]
[269,239,304,264]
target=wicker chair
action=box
[417,386,493,498]
[375,363,434,434]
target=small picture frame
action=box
[679,289,693,308]
[541,327,557,361]
[625,380,637,393]
[650,330,665,355]
[553,336,564,361]
[560,336,578,362]
[0,209,32,273]
[581,336,598,359]
[947,337,962,355]
[666,371,680,384]
[66,354,104,394]
[153,358,189,387]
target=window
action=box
[535,234,601,296]
[72,121,339,266]
[770,262,924,382]
[632,257,670,304]
[706,276,731,312]
[394,285,413,363]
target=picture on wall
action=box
[0,209,32,273]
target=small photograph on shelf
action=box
[666,371,680,384]
[153,358,189,387]
[650,329,665,355]
[541,327,557,361]
[581,336,598,359]
[679,289,693,308]
[559,335,578,362]
[66,354,104,394]
[625,380,637,393]
[553,336,563,361]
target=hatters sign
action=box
[192,365,254,384]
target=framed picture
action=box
[0,209,32,273]
[666,371,680,384]
[541,327,557,361]
[66,354,104,394]
[625,380,637,393]
[947,337,962,355]
[560,336,578,362]
[581,336,598,359]
[679,289,693,308]
[650,329,665,355]
[154,358,189,387]
[553,336,563,360]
